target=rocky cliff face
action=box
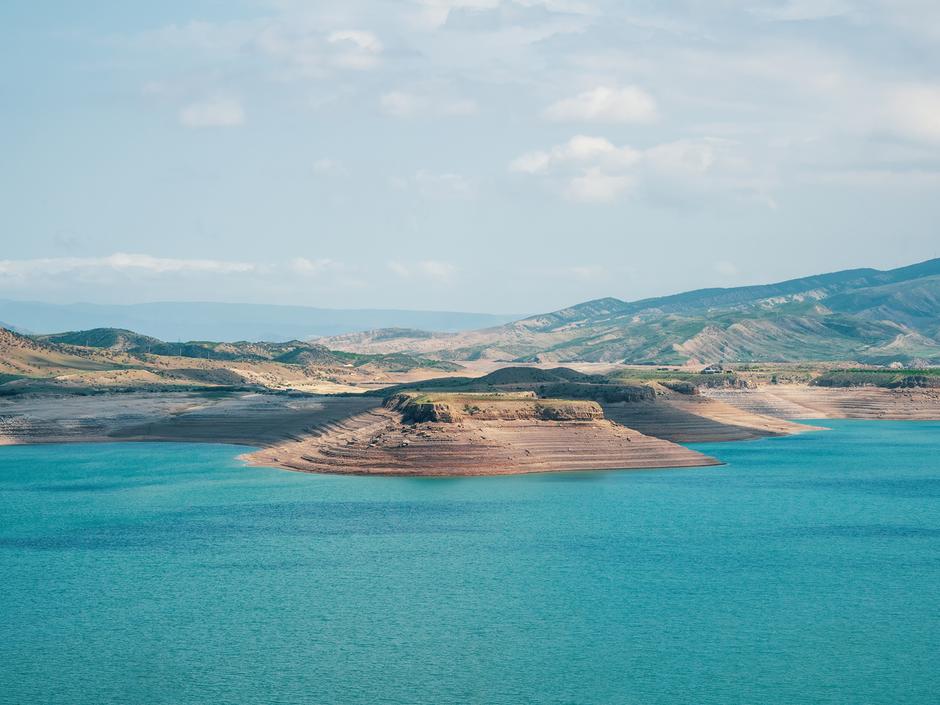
[385,392,603,423]
[386,394,464,423]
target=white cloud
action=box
[544,85,658,123]
[565,135,641,166]
[179,98,245,128]
[290,257,340,275]
[510,135,640,174]
[0,253,255,277]
[327,30,381,52]
[387,260,457,283]
[148,20,383,78]
[883,84,940,143]
[326,30,383,70]
[510,135,642,202]
[565,169,634,202]
[42,0,940,294]
[511,135,767,204]
[645,139,720,174]
[386,261,411,278]
[0,253,377,301]
[508,151,552,174]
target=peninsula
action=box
[2,258,939,476]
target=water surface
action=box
[1,420,938,704]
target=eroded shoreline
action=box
[2,385,939,476]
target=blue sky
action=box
[2,0,939,314]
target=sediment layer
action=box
[5,384,939,476]
[0,392,381,446]
[244,407,720,476]
[704,385,940,421]
[601,393,820,443]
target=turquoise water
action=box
[1,420,938,705]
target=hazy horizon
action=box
[1,254,935,317]
[3,1,940,313]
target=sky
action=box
[2,0,939,315]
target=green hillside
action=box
[35,328,460,371]
[29,259,940,366]
[431,258,940,364]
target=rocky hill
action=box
[324,258,940,365]
[36,328,460,371]
[0,327,120,380]
[244,395,720,476]
[1,326,464,395]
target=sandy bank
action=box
[244,406,720,476]
[602,385,940,444]
[601,393,822,443]
[4,384,938,477]
[0,392,381,447]
[703,385,940,421]
[0,390,719,475]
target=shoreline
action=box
[237,447,726,478]
[2,385,939,476]
[241,406,723,477]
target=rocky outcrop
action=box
[384,392,604,423]
[386,394,464,423]
[244,404,720,476]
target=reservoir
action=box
[1,420,938,704]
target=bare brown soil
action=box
[601,393,821,443]
[244,406,720,476]
[0,392,380,446]
[705,385,940,420]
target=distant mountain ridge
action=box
[531,257,940,325]
[34,327,461,373]
[324,258,940,365]
[6,259,939,365]
[0,301,521,342]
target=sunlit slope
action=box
[325,258,940,364]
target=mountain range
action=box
[4,259,939,366]
[323,258,940,365]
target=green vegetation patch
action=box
[607,368,749,390]
[812,369,940,388]
[387,390,602,424]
